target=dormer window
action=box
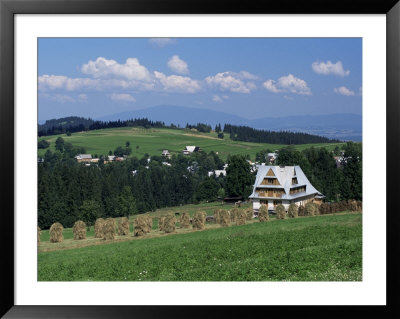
[292,177,298,185]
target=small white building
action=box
[162,150,172,159]
[75,154,92,163]
[183,146,200,155]
[208,169,227,177]
[249,165,324,212]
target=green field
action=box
[38,127,345,161]
[38,211,362,281]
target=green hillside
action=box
[38,211,362,281]
[38,127,345,161]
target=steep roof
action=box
[249,165,324,200]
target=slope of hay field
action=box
[38,127,345,161]
[38,212,362,281]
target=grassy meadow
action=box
[38,127,345,161]
[38,206,362,281]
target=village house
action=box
[74,154,92,163]
[161,150,172,159]
[183,146,201,155]
[208,169,227,177]
[249,165,324,213]
[267,152,278,164]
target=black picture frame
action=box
[1,0,399,318]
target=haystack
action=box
[275,204,286,220]
[158,216,166,232]
[219,210,230,227]
[180,212,190,228]
[288,203,298,218]
[258,205,269,222]
[73,220,86,240]
[348,199,358,211]
[134,215,148,237]
[102,218,116,240]
[305,202,317,216]
[94,218,105,238]
[213,209,221,225]
[230,208,240,223]
[298,205,305,216]
[118,217,130,236]
[163,215,176,233]
[37,226,41,243]
[144,216,153,233]
[49,222,64,243]
[236,209,247,226]
[357,200,362,211]
[246,208,253,221]
[192,211,206,230]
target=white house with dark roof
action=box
[183,146,200,155]
[249,165,324,212]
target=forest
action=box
[223,123,340,144]
[38,139,361,230]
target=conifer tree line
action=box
[223,124,340,144]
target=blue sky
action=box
[38,38,362,121]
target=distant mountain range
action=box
[95,105,362,141]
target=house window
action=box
[292,178,298,185]
[268,178,274,184]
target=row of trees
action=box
[275,142,362,201]
[223,124,340,144]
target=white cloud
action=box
[38,75,154,92]
[283,95,294,101]
[263,74,311,95]
[205,71,256,93]
[168,55,189,75]
[213,95,223,103]
[40,93,76,103]
[148,38,177,47]
[78,93,88,103]
[81,57,152,82]
[108,93,136,102]
[154,71,201,93]
[312,61,350,77]
[334,86,355,96]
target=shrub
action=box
[258,205,269,222]
[94,218,105,238]
[118,217,130,236]
[192,211,206,230]
[72,220,86,240]
[288,204,298,218]
[305,202,317,216]
[102,218,116,240]
[180,212,190,228]
[49,222,64,243]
